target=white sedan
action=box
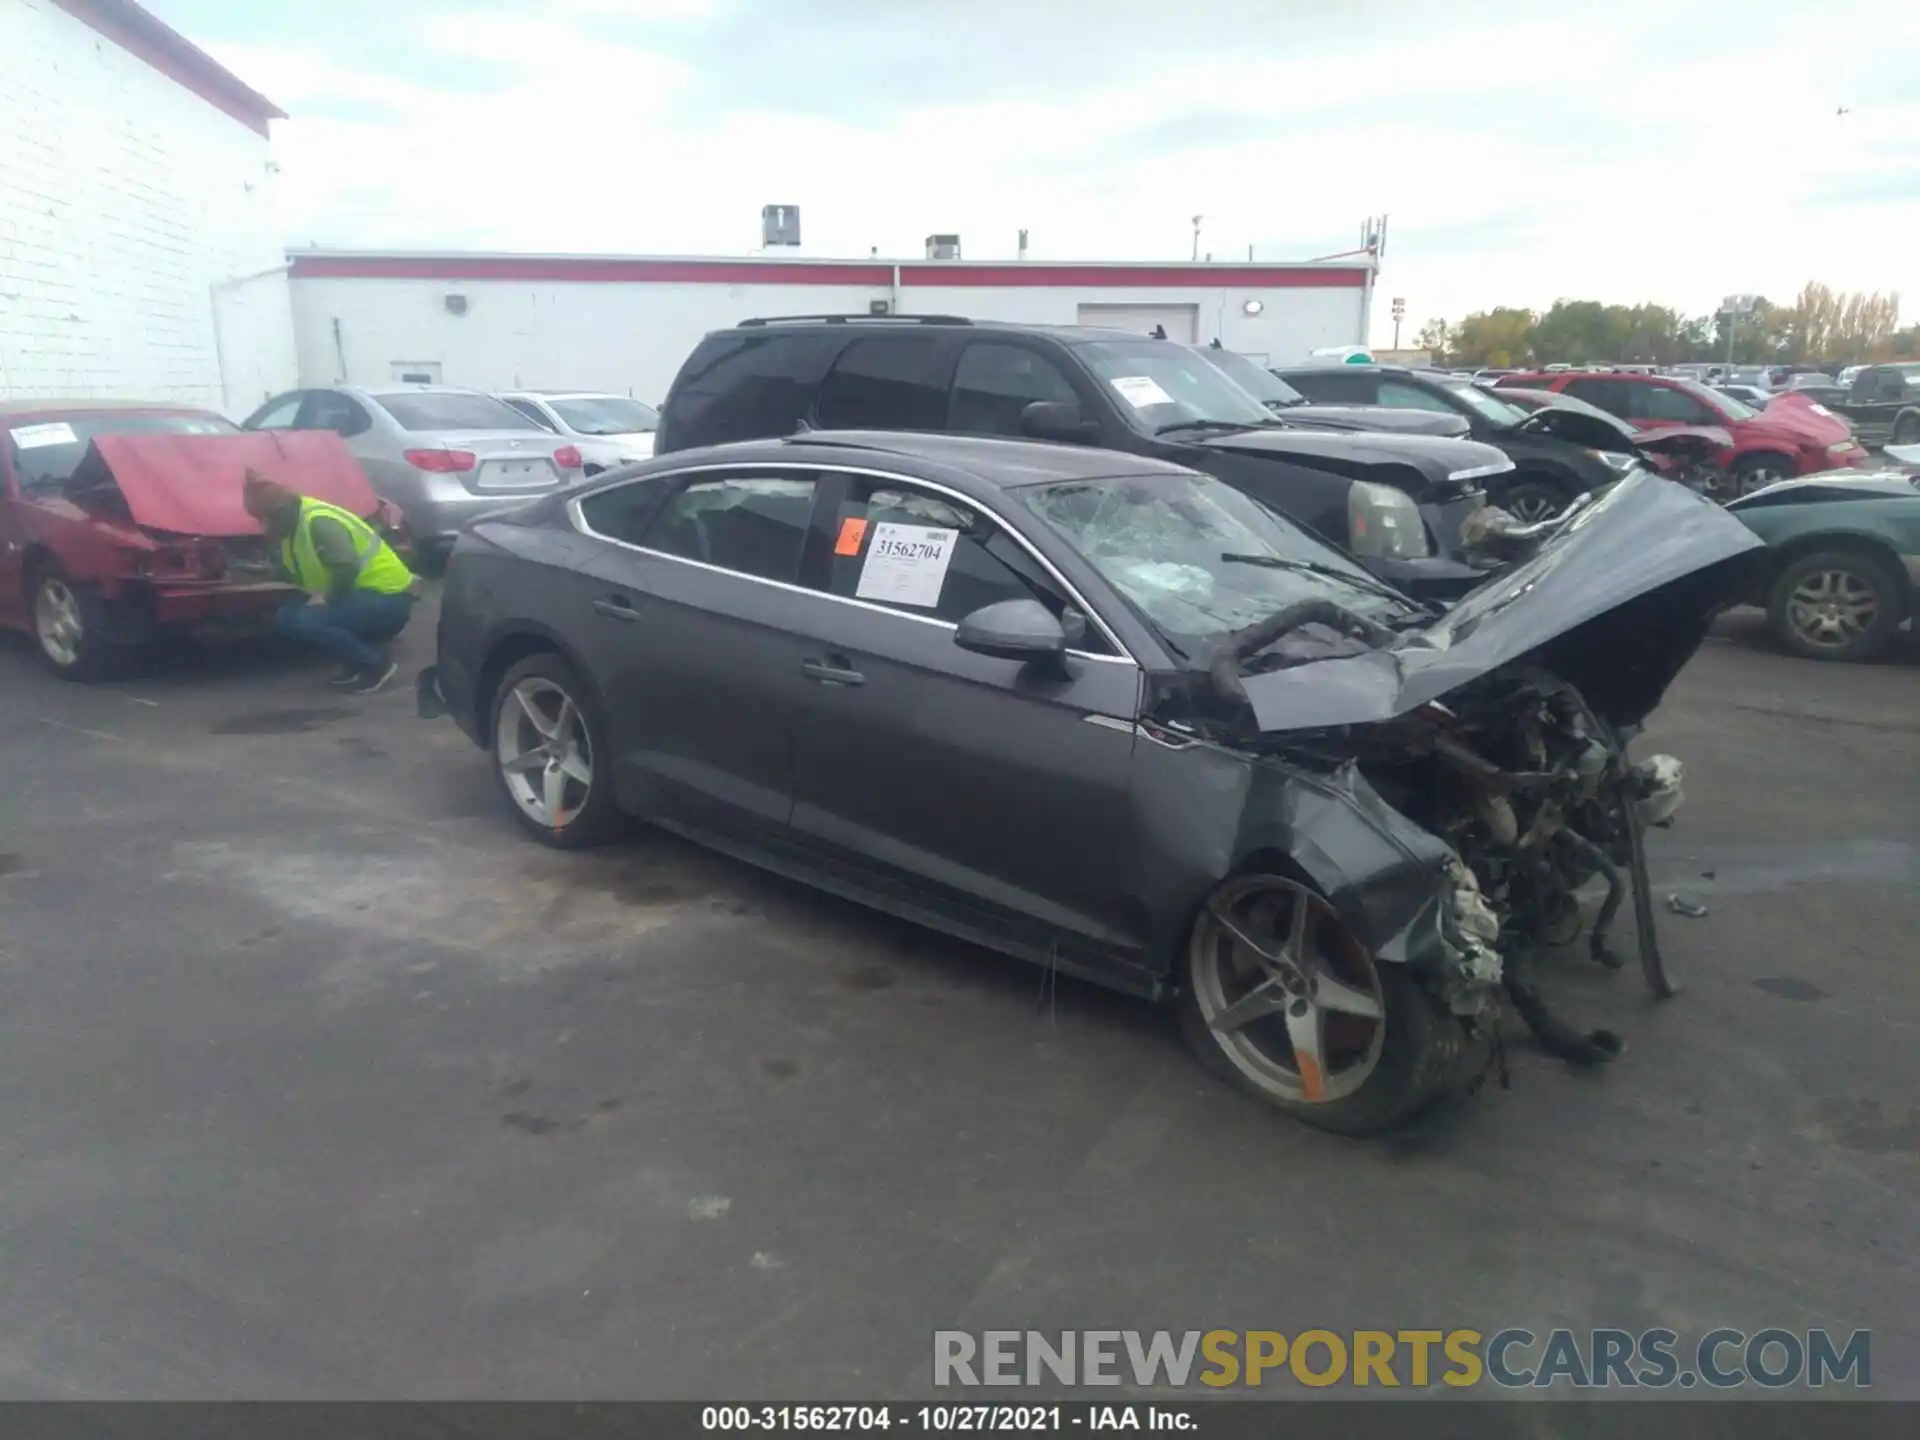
[497,391,659,474]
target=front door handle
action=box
[593,596,640,622]
[800,657,865,687]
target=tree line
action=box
[1416,283,1915,369]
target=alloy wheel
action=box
[1505,491,1564,524]
[495,677,594,830]
[1738,464,1784,495]
[1786,568,1879,650]
[1188,875,1387,1105]
[34,577,84,668]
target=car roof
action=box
[0,398,223,420]
[678,430,1194,495]
[507,390,637,401]
[353,383,501,401]
[720,316,1164,345]
[1271,363,1418,379]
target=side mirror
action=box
[1020,400,1099,443]
[954,598,1068,664]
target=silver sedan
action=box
[242,385,587,550]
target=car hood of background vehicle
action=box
[66,432,381,535]
[1280,405,1472,439]
[1237,472,1765,734]
[1748,392,1851,443]
[1190,427,1511,479]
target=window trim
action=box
[568,460,1136,667]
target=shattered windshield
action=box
[1075,341,1275,430]
[6,413,238,489]
[1018,472,1415,646]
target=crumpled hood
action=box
[1746,392,1851,443]
[1239,472,1765,733]
[1190,426,1512,479]
[70,432,381,536]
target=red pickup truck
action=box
[1495,372,1871,494]
[1,400,406,679]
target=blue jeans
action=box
[275,591,415,671]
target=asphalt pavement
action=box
[0,602,1916,1400]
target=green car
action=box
[1726,449,1920,662]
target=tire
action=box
[1733,452,1795,496]
[1766,548,1905,663]
[1893,413,1920,446]
[27,562,125,682]
[1494,475,1572,525]
[489,652,622,847]
[1176,872,1467,1135]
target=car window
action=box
[659,331,840,450]
[1628,384,1714,424]
[550,396,659,436]
[814,474,1118,654]
[575,475,668,545]
[636,473,818,584]
[1281,371,1376,404]
[374,392,542,432]
[813,336,951,430]
[300,391,372,437]
[1377,380,1458,413]
[1562,378,1630,416]
[946,342,1079,435]
[503,398,560,432]
[248,393,304,430]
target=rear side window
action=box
[639,474,818,584]
[375,392,540,432]
[576,476,667,545]
[1563,378,1630,416]
[1625,384,1715,424]
[1284,371,1376,404]
[813,336,951,430]
[658,331,839,451]
[300,391,373,437]
[1377,380,1457,413]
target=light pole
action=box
[1390,297,1406,350]
[1191,216,1203,262]
[1720,293,1758,367]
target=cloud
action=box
[156,0,1920,339]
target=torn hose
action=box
[1503,946,1624,1066]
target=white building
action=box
[286,251,1377,405]
[0,0,294,414]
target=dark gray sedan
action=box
[418,432,1762,1133]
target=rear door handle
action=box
[593,596,640,622]
[800,657,865,687]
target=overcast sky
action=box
[152,0,1918,345]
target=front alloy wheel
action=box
[1178,874,1464,1134]
[490,654,620,846]
[34,575,86,670]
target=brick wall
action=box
[0,0,295,414]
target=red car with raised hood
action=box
[0,400,408,680]
[1494,371,1871,494]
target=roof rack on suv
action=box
[736,313,975,328]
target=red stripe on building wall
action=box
[904,265,1370,288]
[287,254,1371,289]
[52,0,285,137]
[288,254,897,285]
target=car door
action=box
[781,465,1148,966]
[568,464,823,846]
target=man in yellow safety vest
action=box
[242,469,418,693]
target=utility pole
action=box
[1191,215,1203,262]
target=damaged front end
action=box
[1154,474,1760,1118]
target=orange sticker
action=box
[834,515,869,556]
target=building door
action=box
[1075,304,1199,343]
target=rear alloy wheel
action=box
[1733,453,1794,496]
[30,566,121,681]
[1497,477,1570,525]
[1767,550,1904,663]
[1177,873,1461,1135]
[492,654,620,847]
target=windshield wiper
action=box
[1154,418,1260,436]
[1218,551,1423,610]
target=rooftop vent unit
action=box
[925,233,961,260]
[761,204,801,248]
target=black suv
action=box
[1276,364,1643,523]
[656,317,1516,600]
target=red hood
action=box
[79,432,380,536]
[1746,392,1850,443]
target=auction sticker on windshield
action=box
[1111,375,1175,409]
[9,422,79,450]
[856,522,958,608]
